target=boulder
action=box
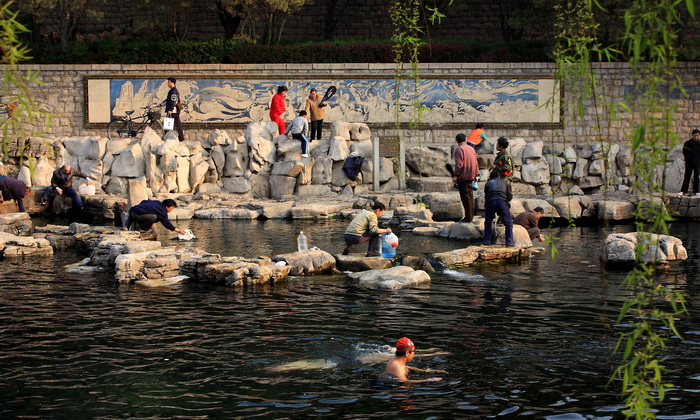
[311,156,333,185]
[271,250,336,275]
[224,136,250,177]
[335,254,393,271]
[424,193,464,220]
[520,159,550,185]
[328,136,350,161]
[603,232,687,264]
[112,143,146,177]
[127,176,150,207]
[347,266,431,290]
[406,177,453,193]
[597,200,635,220]
[223,177,251,194]
[405,146,451,177]
[270,175,297,199]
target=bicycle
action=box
[107,105,163,140]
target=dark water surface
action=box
[2,218,700,419]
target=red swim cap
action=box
[396,337,415,351]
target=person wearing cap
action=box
[679,129,700,196]
[123,198,186,235]
[514,206,545,242]
[343,202,392,257]
[384,337,446,384]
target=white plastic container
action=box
[297,231,308,252]
[78,183,96,195]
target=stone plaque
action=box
[379,136,400,158]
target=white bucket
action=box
[78,183,96,195]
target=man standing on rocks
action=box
[453,133,479,223]
[514,206,545,242]
[41,164,88,210]
[679,129,700,196]
[343,202,392,257]
[164,77,185,142]
[124,198,186,235]
[482,170,514,247]
[0,175,31,212]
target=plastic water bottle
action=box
[297,231,308,252]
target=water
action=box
[2,218,700,418]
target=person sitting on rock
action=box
[514,206,545,242]
[124,198,186,235]
[384,337,445,384]
[0,175,31,212]
[343,202,392,257]
[284,110,310,158]
[482,169,514,247]
[41,164,88,210]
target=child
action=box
[284,110,310,157]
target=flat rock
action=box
[336,254,393,271]
[347,265,431,290]
[0,212,32,235]
[432,245,530,267]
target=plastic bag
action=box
[384,232,399,249]
[177,229,196,241]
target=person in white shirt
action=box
[284,110,310,157]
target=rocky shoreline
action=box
[0,189,690,291]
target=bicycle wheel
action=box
[107,119,131,141]
[148,120,164,138]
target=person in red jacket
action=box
[269,85,288,135]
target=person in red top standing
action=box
[270,85,288,135]
[453,133,479,223]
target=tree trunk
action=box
[214,0,242,40]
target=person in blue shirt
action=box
[124,198,186,235]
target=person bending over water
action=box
[384,337,446,384]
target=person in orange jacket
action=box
[270,85,288,135]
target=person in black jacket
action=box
[164,77,185,141]
[482,169,514,247]
[41,164,88,210]
[124,199,186,235]
[0,176,31,212]
[679,129,700,196]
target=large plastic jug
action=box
[381,233,399,258]
[79,183,96,195]
[297,231,308,252]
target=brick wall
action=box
[4,62,700,147]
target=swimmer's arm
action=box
[407,366,448,374]
[401,377,443,383]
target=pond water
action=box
[1,218,700,419]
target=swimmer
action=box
[384,337,447,383]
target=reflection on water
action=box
[1,219,699,418]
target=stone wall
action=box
[4,62,700,147]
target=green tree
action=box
[1,1,49,160]
[135,0,194,41]
[17,0,96,49]
[213,0,246,40]
[256,0,309,45]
